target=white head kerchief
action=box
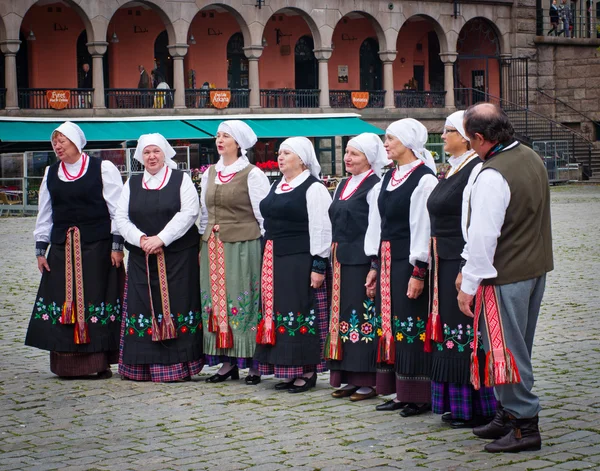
[217,120,257,159]
[347,133,391,178]
[133,133,177,169]
[386,118,437,173]
[52,121,86,154]
[280,137,321,178]
[445,110,469,142]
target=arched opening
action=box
[154,30,172,87]
[294,35,317,90]
[227,32,248,89]
[359,38,382,91]
[76,30,109,90]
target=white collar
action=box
[62,154,86,169]
[349,168,372,182]
[395,158,422,174]
[277,169,310,190]
[143,164,167,182]
[215,156,249,175]
[448,150,477,170]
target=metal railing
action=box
[185,88,250,108]
[394,90,446,108]
[105,88,174,109]
[0,88,6,109]
[537,7,599,38]
[260,89,320,108]
[17,88,93,109]
[329,90,386,108]
[536,88,600,126]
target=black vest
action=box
[261,174,319,256]
[378,163,434,260]
[427,157,481,260]
[125,169,199,255]
[47,156,111,244]
[329,173,379,265]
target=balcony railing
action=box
[17,88,93,109]
[329,90,386,108]
[105,88,174,109]
[537,7,599,38]
[260,89,320,108]
[185,88,249,108]
[394,90,446,108]
[0,89,5,109]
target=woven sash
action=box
[324,242,343,360]
[207,226,233,348]
[146,251,177,342]
[60,227,89,344]
[256,239,276,345]
[377,240,395,364]
[424,237,443,352]
[471,284,521,390]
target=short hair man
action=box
[457,103,553,453]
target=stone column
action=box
[379,50,397,109]
[87,41,108,109]
[0,40,21,110]
[499,53,512,104]
[243,45,263,108]
[314,48,332,108]
[439,52,458,110]
[168,44,189,109]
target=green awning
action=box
[0,121,59,142]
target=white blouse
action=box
[275,170,332,258]
[198,156,271,235]
[115,165,200,248]
[364,160,438,266]
[34,155,123,243]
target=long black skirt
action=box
[25,239,123,355]
[121,246,203,365]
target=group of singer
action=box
[26,103,552,454]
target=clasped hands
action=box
[140,235,165,255]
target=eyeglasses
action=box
[442,128,459,135]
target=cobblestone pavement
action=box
[1,185,599,471]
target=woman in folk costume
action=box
[116,133,203,382]
[254,137,332,393]
[327,133,390,401]
[426,111,497,427]
[365,118,438,416]
[25,121,124,379]
[199,120,270,385]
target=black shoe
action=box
[288,374,317,393]
[205,365,239,383]
[244,375,261,385]
[473,405,512,439]
[441,412,454,423]
[450,416,490,429]
[485,415,542,453]
[96,369,113,380]
[375,399,407,411]
[399,403,431,417]
[274,379,296,390]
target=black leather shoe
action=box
[450,416,490,429]
[473,405,512,439]
[375,399,407,411]
[485,415,542,453]
[244,375,261,385]
[399,403,431,417]
[274,380,296,390]
[441,412,453,423]
[96,369,113,380]
[205,365,239,383]
[288,374,317,393]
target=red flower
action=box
[299,326,308,335]
[147,328,153,335]
[181,326,188,333]
[278,326,286,334]
[128,328,134,335]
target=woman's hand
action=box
[111,251,124,268]
[365,269,378,299]
[455,272,463,292]
[37,256,50,274]
[407,277,424,299]
[311,271,325,289]
[141,235,164,254]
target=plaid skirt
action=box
[431,381,497,420]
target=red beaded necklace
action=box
[340,169,374,200]
[280,182,293,192]
[217,171,236,184]
[143,167,169,190]
[390,161,423,187]
[61,153,87,181]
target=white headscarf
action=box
[445,110,469,142]
[347,133,391,178]
[279,137,321,178]
[133,133,177,169]
[52,121,87,154]
[386,118,437,173]
[217,120,257,159]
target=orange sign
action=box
[46,90,71,110]
[351,91,369,109]
[210,90,231,109]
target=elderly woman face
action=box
[143,145,165,175]
[216,131,239,158]
[277,148,304,176]
[442,126,469,156]
[384,133,410,163]
[52,132,80,162]
[344,145,370,176]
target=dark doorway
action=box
[154,30,173,87]
[76,30,109,88]
[427,31,444,91]
[359,38,382,90]
[227,32,248,89]
[295,35,317,89]
[413,65,425,91]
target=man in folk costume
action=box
[457,103,553,453]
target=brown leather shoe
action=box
[349,388,377,402]
[485,415,542,453]
[473,405,512,439]
[331,387,358,398]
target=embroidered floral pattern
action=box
[435,323,484,352]
[33,297,121,325]
[340,298,378,344]
[393,316,426,344]
[125,311,202,337]
[200,278,260,333]
[275,310,316,336]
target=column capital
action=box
[378,50,397,63]
[167,44,189,58]
[439,52,458,64]
[87,41,108,56]
[314,48,333,61]
[243,46,263,60]
[0,39,21,55]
